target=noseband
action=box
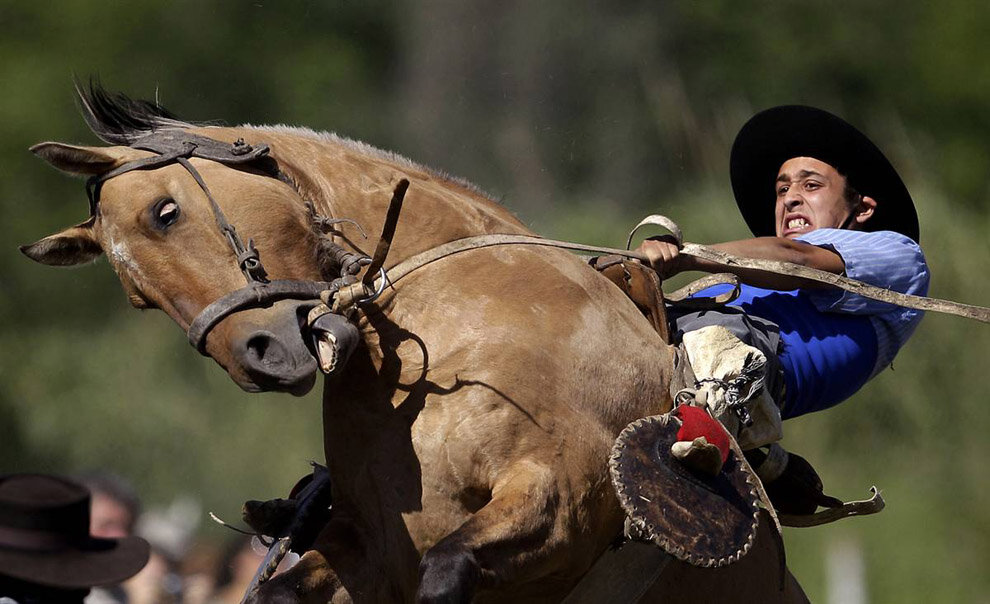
[87,130,339,353]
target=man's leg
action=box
[671,308,843,516]
[671,308,785,450]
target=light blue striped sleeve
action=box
[794,229,930,314]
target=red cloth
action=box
[674,405,730,463]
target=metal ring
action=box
[357,268,389,304]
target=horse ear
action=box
[30,142,118,176]
[20,218,103,266]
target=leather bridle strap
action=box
[86,142,198,214]
[186,279,338,353]
[175,155,267,283]
[361,179,409,289]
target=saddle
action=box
[591,255,671,343]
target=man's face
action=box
[774,157,851,238]
[90,492,133,539]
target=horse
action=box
[23,85,806,602]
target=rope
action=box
[371,221,990,324]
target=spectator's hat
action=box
[0,474,150,588]
[730,105,919,242]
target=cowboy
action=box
[638,106,929,493]
[0,474,150,604]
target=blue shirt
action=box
[696,229,929,418]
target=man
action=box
[639,106,929,489]
[78,472,142,542]
[0,474,150,604]
[76,472,144,604]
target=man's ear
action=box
[30,142,118,176]
[853,195,877,226]
[20,218,103,266]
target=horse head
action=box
[22,87,324,395]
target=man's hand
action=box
[637,235,687,280]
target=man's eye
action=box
[777,185,789,195]
[152,198,180,229]
[805,181,821,190]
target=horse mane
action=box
[75,81,496,201]
[247,124,494,199]
[76,80,197,145]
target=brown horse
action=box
[23,87,804,603]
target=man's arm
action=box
[639,235,845,290]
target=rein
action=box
[372,219,990,324]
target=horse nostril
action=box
[245,331,289,370]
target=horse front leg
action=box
[248,517,408,604]
[416,459,600,603]
[246,548,345,604]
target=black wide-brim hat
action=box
[0,474,150,589]
[730,105,919,242]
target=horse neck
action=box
[226,126,533,260]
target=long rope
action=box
[375,232,990,324]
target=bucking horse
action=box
[22,84,807,602]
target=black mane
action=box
[76,80,193,145]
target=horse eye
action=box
[152,198,180,229]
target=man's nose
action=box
[782,193,804,210]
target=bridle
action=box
[86,130,339,353]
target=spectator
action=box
[0,473,149,604]
[77,472,178,604]
[78,472,141,541]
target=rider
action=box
[638,106,929,493]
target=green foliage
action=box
[1,1,989,601]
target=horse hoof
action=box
[416,541,479,604]
[243,497,297,536]
[243,584,299,604]
[242,567,307,604]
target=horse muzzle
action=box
[189,277,371,394]
[227,299,320,396]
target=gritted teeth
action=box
[787,217,809,229]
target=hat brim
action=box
[0,535,150,588]
[730,105,919,243]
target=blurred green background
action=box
[1,1,988,601]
